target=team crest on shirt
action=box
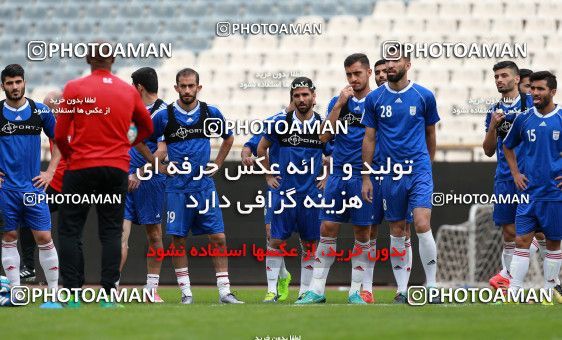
[1,122,17,134]
[409,106,416,116]
[554,130,560,141]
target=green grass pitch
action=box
[2,287,561,339]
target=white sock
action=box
[362,239,376,293]
[390,236,408,293]
[537,239,547,259]
[500,241,515,279]
[309,237,336,296]
[299,255,314,296]
[175,267,192,296]
[418,230,437,287]
[350,240,370,296]
[146,274,159,291]
[279,258,289,279]
[266,247,282,294]
[38,241,59,291]
[509,248,530,292]
[216,272,231,297]
[544,250,562,290]
[1,240,20,287]
[405,238,412,283]
[530,238,540,254]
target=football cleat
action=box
[100,301,125,308]
[144,286,164,303]
[277,271,292,302]
[489,272,510,290]
[263,292,279,303]
[40,302,63,309]
[348,291,368,304]
[360,290,375,304]
[294,291,326,304]
[181,294,193,304]
[393,293,408,304]
[64,296,81,309]
[427,287,443,304]
[553,285,562,304]
[20,267,36,283]
[219,293,244,304]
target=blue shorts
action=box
[124,176,165,225]
[371,177,413,225]
[0,189,51,232]
[165,186,225,237]
[320,175,373,226]
[382,172,433,222]
[270,191,321,241]
[515,201,562,240]
[493,180,518,226]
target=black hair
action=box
[529,71,557,89]
[1,64,25,83]
[374,59,386,68]
[344,53,370,68]
[176,68,199,84]
[290,77,316,97]
[493,61,519,76]
[519,68,533,79]
[131,67,158,93]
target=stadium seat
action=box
[425,17,457,34]
[262,51,297,70]
[524,17,557,34]
[536,1,562,18]
[311,0,340,18]
[246,35,278,51]
[360,16,393,36]
[503,1,536,17]
[327,15,360,33]
[373,0,407,18]
[211,35,245,51]
[311,34,346,51]
[406,1,438,18]
[490,18,524,33]
[471,0,504,18]
[393,17,425,34]
[439,1,471,17]
[197,50,230,67]
[458,18,490,34]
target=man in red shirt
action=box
[55,44,153,306]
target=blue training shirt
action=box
[0,99,55,192]
[503,105,562,201]
[361,81,440,174]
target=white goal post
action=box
[436,204,544,288]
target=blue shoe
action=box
[393,293,407,304]
[348,291,368,304]
[40,302,63,309]
[294,291,326,304]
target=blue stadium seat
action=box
[311,0,341,18]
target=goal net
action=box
[436,204,544,288]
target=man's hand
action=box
[361,177,373,203]
[556,175,562,189]
[128,173,141,192]
[514,172,529,191]
[491,109,505,128]
[242,155,254,167]
[0,171,4,189]
[337,85,354,106]
[266,174,281,189]
[316,177,328,190]
[33,170,54,190]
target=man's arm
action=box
[319,86,354,143]
[483,109,504,157]
[425,124,436,161]
[257,136,281,189]
[33,142,61,189]
[361,127,376,202]
[503,145,527,190]
[214,135,234,170]
[131,92,154,145]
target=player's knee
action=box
[515,235,533,249]
[209,233,226,246]
[414,216,431,233]
[34,233,52,245]
[502,225,516,241]
[146,225,162,244]
[2,231,18,242]
[389,222,406,237]
[370,225,379,239]
[320,221,339,237]
[268,238,283,249]
[353,226,370,242]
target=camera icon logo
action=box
[216,22,231,37]
[407,286,427,306]
[431,192,445,207]
[23,193,37,207]
[27,41,47,61]
[381,40,402,61]
[10,286,30,306]
[204,118,224,138]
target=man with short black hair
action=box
[504,70,562,301]
[0,64,61,308]
[519,68,533,94]
[55,44,154,308]
[118,67,167,302]
[483,60,533,291]
[374,59,387,87]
